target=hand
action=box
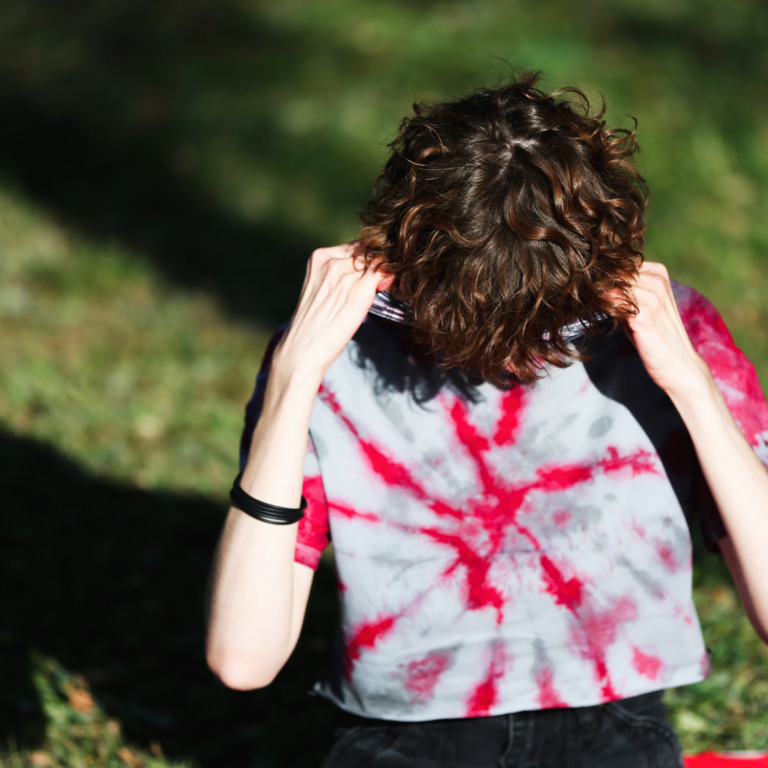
[621,262,710,397]
[273,243,394,385]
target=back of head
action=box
[361,72,647,386]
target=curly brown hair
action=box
[360,72,647,386]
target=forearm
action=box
[619,263,768,641]
[206,361,322,687]
[669,364,768,639]
[206,244,390,686]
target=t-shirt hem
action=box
[311,667,708,723]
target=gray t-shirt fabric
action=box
[241,282,768,721]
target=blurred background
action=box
[1,0,766,766]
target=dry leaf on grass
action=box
[149,740,164,757]
[107,718,122,736]
[118,746,144,768]
[65,684,95,713]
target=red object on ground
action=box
[685,754,768,767]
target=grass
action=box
[668,551,768,751]
[3,652,192,768]
[0,0,766,765]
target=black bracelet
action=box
[229,473,307,525]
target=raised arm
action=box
[206,244,392,689]
[624,262,768,643]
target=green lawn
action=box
[1,1,766,766]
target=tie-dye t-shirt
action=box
[240,282,768,721]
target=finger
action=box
[637,263,675,298]
[310,243,359,271]
[345,241,369,272]
[377,273,395,292]
[638,261,668,277]
[361,255,395,287]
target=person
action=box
[205,73,768,767]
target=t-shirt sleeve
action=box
[238,328,331,570]
[674,281,768,549]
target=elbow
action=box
[208,662,272,691]
[206,645,285,691]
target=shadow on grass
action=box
[0,82,312,327]
[0,0,380,326]
[0,430,339,767]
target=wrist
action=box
[666,358,731,433]
[268,344,325,395]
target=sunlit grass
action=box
[0,187,266,496]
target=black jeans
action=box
[320,691,684,767]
